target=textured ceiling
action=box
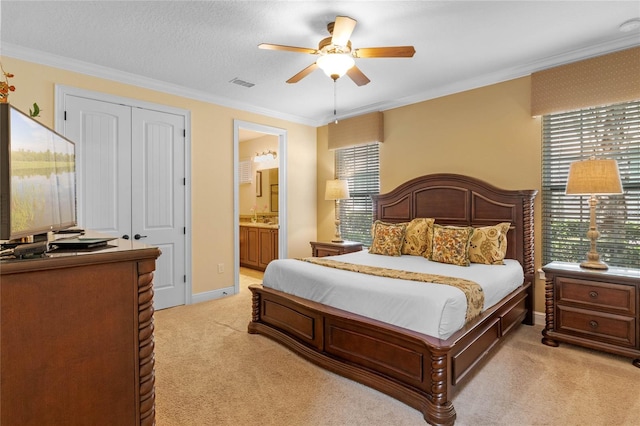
[1,1,639,126]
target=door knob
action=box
[122,234,130,240]
[134,234,147,240]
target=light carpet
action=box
[153,269,640,425]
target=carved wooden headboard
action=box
[371,174,537,277]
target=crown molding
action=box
[323,34,640,124]
[3,34,638,128]
[1,42,319,127]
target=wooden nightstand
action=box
[310,241,363,257]
[541,261,640,368]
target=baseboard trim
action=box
[191,286,236,305]
[533,311,545,326]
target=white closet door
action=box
[63,95,186,310]
[63,96,132,237]
[132,108,186,309]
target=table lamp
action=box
[325,179,350,242]
[565,157,623,270]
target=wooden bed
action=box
[248,173,537,425]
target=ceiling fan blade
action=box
[353,46,416,58]
[258,43,317,55]
[331,16,357,47]
[346,66,370,86]
[286,63,319,84]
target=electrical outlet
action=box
[218,263,224,274]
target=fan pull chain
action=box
[333,80,338,124]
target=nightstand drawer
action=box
[557,277,635,315]
[557,306,636,347]
[315,247,341,257]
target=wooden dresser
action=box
[0,238,161,425]
[310,240,363,257]
[542,261,640,368]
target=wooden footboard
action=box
[248,280,532,426]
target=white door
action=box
[63,95,186,309]
[131,108,186,308]
[62,97,132,236]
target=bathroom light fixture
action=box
[254,150,277,163]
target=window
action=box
[542,100,640,268]
[335,143,380,246]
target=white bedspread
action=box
[262,250,524,340]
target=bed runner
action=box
[299,257,485,323]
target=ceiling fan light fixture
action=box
[260,15,413,86]
[316,54,355,80]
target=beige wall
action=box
[317,76,546,313]
[2,56,317,296]
[3,55,546,312]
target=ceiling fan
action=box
[259,15,416,86]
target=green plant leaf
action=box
[29,102,40,117]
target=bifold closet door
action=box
[63,95,186,309]
[131,107,186,309]
[64,97,132,237]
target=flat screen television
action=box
[0,103,77,242]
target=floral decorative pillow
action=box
[401,218,435,256]
[429,224,474,266]
[369,221,407,256]
[468,222,511,265]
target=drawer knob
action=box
[589,291,598,299]
[589,320,599,329]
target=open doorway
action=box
[233,120,287,293]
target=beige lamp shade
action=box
[566,158,623,195]
[325,179,350,200]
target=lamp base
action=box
[579,198,609,271]
[580,259,609,270]
[332,218,343,244]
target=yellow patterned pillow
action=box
[369,221,407,256]
[430,224,474,266]
[401,218,435,256]
[469,222,511,265]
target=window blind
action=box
[335,143,380,246]
[542,100,640,268]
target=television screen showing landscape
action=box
[10,107,76,237]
